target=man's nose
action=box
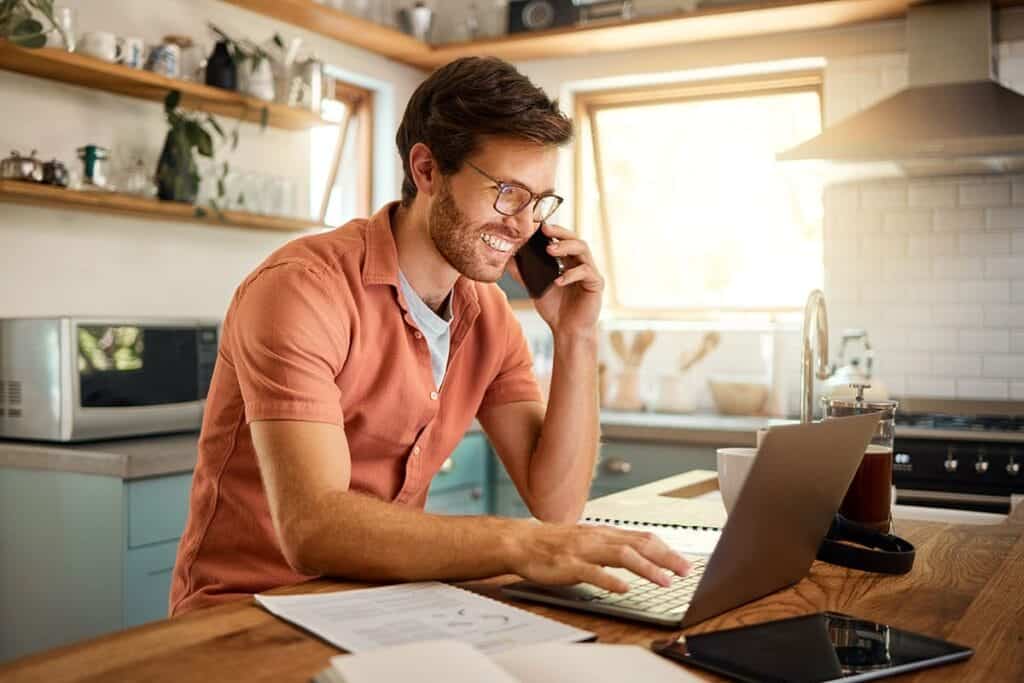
[501,209,532,238]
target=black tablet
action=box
[652,612,973,682]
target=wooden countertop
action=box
[3,488,1021,681]
[0,432,200,479]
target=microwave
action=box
[0,317,218,442]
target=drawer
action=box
[425,485,488,516]
[126,472,193,548]
[428,434,488,495]
[592,442,716,494]
[493,482,531,519]
[124,539,179,627]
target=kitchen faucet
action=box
[801,289,834,423]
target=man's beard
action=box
[428,180,507,283]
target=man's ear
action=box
[408,142,441,198]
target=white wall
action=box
[0,0,424,320]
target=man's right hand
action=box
[506,522,691,593]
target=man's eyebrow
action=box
[504,175,556,196]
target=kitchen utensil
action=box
[42,159,69,187]
[1,150,44,182]
[653,373,697,413]
[825,329,889,401]
[79,32,122,62]
[76,145,111,189]
[708,378,771,415]
[680,331,721,372]
[606,330,657,411]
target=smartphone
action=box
[513,223,564,298]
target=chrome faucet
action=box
[801,289,834,423]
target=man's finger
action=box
[577,563,630,594]
[623,532,691,577]
[557,264,604,292]
[547,239,593,265]
[601,545,672,587]
[541,222,577,240]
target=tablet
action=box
[652,612,973,682]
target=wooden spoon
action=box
[680,331,721,373]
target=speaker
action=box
[508,0,578,34]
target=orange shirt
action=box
[169,203,541,616]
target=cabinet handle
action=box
[602,457,633,475]
[440,458,455,474]
[470,487,483,500]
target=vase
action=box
[156,130,198,203]
[204,40,237,91]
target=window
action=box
[311,79,374,227]
[576,72,825,318]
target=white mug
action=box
[146,43,180,79]
[119,36,145,69]
[716,447,758,515]
[79,31,121,63]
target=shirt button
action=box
[413,446,421,455]
[430,391,439,400]
[414,331,423,339]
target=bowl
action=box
[708,379,771,415]
[716,447,758,514]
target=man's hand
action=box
[507,522,691,593]
[528,222,603,336]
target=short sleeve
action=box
[478,306,543,409]
[226,262,349,425]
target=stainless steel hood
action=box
[778,0,1024,175]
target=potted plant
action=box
[208,23,285,101]
[0,0,69,48]
[156,89,267,216]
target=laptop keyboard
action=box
[580,557,707,617]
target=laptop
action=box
[502,412,880,628]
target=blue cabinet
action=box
[425,433,490,515]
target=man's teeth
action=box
[481,233,513,253]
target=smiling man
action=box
[169,57,688,615]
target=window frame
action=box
[574,70,825,321]
[318,80,376,224]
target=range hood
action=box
[778,0,1024,176]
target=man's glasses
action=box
[465,161,563,224]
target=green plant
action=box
[158,89,267,218]
[0,0,68,48]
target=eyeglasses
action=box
[465,161,563,224]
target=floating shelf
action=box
[0,179,325,233]
[0,42,336,130]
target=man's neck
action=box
[391,202,459,314]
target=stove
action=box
[893,413,1024,514]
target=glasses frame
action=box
[465,161,563,223]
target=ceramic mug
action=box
[146,43,180,78]
[79,31,122,62]
[716,447,758,515]
[119,36,145,69]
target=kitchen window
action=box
[312,80,375,227]
[576,71,825,319]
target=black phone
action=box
[513,223,563,298]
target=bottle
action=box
[204,40,237,91]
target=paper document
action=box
[583,520,721,556]
[256,582,594,654]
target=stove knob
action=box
[895,453,911,465]
[944,448,958,473]
[1009,460,1020,477]
[975,459,989,474]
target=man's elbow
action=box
[279,516,327,576]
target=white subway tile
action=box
[861,186,907,210]
[905,327,958,352]
[859,235,906,260]
[870,327,908,352]
[1013,231,1024,254]
[1014,281,1024,302]
[960,182,1011,207]
[883,352,932,375]
[880,305,931,326]
[985,256,1024,279]
[1013,381,1024,399]
[935,304,985,327]
[906,376,956,398]
[887,375,907,397]
[904,281,959,304]
[860,282,892,304]
[935,209,985,232]
[824,186,859,213]
[908,234,956,257]
[932,353,982,376]
[982,354,1024,378]
[1014,331,1024,354]
[958,280,1011,304]
[988,207,1024,230]
[830,210,883,235]
[956,379,1010,399]
[908,184,956,208]
[884,258,931,281]
[932,256,985,279]
[1014,182,1024,206]
[883,210,933,234]
[960,232,1011,256]
[961,329,1011,353]
[984,305,1024,327]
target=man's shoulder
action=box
[245,218,370,288]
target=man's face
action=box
[428,137,558,283]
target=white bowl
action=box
[716,447,758,514]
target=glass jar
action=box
[822,385,898,533]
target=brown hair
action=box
[396,57,573,206]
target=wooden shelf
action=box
[0,179,325,233]
[0,42,336,130]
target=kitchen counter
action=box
[0,432,199,479]
[3,474,1021,682]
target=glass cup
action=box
[822,394,899,533]
[54,6,76,51]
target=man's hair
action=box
[396,57,573,206]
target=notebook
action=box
[256,581,594,655]
[311,639,702,683]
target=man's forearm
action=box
[287,489,523,581]
[526,328,601,522]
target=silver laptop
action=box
[502,413,880,628]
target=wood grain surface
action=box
[3,509,1021,682]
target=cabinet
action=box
[424,433,490,516]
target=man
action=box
[170,57,688,616]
